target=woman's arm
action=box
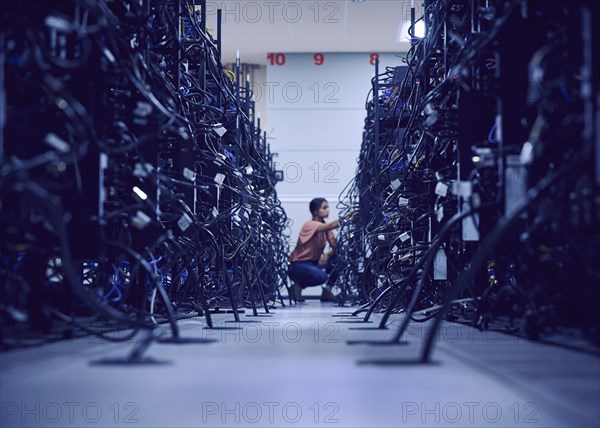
[315,219,339,232]
[319,228,338,266]
[328,234,337,253]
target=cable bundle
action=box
[0,0,289,347]
[336,0,599,359]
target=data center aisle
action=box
[1,302,598,428]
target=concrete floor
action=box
[1,301,598,428]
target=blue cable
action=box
[488,122,498,144]
[103,265,123,302]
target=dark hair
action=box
[309,198,327,217]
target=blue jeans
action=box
[288,256,339,288]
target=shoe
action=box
[291,282,305,302]
[320,286,337,302]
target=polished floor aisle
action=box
[1,301,598,428]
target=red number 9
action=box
[314,53,324,66]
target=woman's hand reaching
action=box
[319,252,331,267]
[339,211,359,227]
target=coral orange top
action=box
[289,220,334,262]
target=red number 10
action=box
[268,53,286,66]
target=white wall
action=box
[266,52,404,294]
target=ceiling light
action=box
[399,20,426,42]
[414,20,426,37]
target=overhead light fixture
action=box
[414,20,426,37]
[398,20,426,42]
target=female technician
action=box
[288,198,341,302]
